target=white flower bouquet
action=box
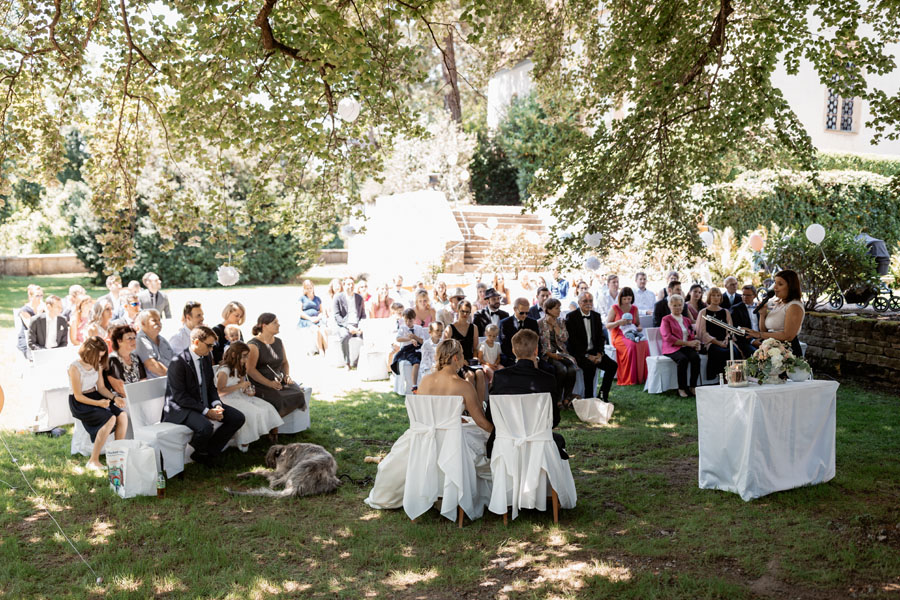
[746,338,808,384]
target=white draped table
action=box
[695,379,839,501]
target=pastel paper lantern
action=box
[584,256,601,271]
[337,97,361,122]
[341,224,357,237]
[584,232,603,248]
[700,231,714,247]
[805,223,826,245]
[749,232,764,252]
[216,265,240,287]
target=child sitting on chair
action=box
[477,323,503,384]
[418,321,444,382]
[391,308,427,391]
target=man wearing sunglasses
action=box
[162,326,245,467]
[499,298,541,367]
[111,292,142,328]
[565,292,616,402]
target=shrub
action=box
[479,226,545,277]
[469,133,520,205]
[815,152,900,178]
[704,227,757,286]
[765,230,879,310]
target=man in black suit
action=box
[565,292,616,401]
[334,276,366,368]
[527,286,551,321]
[721,276,740,309]
[473,288,508,334]
[499,298,540,367]
[162,326,245,465]
[27,294,68,355]
[488,329,567,459]
[730,284,759,357]
[653,281,683,328]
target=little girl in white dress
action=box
[215,341,284,450]
[477,324,503,384]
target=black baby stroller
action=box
[829,234,898,312]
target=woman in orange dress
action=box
[605,286,650,385]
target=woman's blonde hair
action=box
[221,301,246,324]
[436,339,463,370]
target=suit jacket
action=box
[139,290,172,319]
[527,305,544,321]
[499,315,540,364]
[473,307,509,334]
[334,293,366,328]
[27,314,69,351]
[488,359,566,459]
[730,302,753,331]
[162,349,221,424]
[652,298,671,328]
[721,291,741,310]
[564,309,608,356]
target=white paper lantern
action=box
[341,223,357,237]
[473,223,491,239]
[559,229,574,241]
[337,97,361,122]
[700,231,714,247]
[216,265,240,287]
[584,256,601,271]
[584,232,602,248]
[805,223,825,245]
[459,170,470,182]
[446,152,459,167]
[486,217,499,230]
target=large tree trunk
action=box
[441,30,462,122]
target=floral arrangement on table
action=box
[746,338,812,384]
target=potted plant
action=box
[785,354,812,382]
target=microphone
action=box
[754,288,773,315]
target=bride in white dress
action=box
[215,341,284,450]
[365,339,493,515]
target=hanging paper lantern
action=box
[584,232,603,248]
[584,256,601,271]
[559,228,574,241]
[216,265,240,287]
[337,97,361,122]
[749,232,765,252]
[700,231,714,247]
[805,223,825,245]
[458,170,470,182]
[473,223,491,239]
[341,224,357,237]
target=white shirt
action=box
[393,288,413,308]
[580,311,593,351]
[345,293,359,323]
[677,317,690,341]
[724,291,740,307]
[45,315,59,349]
[599,291,619,321]
[169,325,192,356]
[744,303,759,331]
[634,288,656,316]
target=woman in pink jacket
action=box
[660,294,701,397]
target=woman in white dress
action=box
[365,339,493,514]
[216,341,284,449]
[744,269,806,357]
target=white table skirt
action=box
[696,379,839,501]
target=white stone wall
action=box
[487,60,535,129]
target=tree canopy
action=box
[2,1,898,266]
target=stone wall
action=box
[0,253,86,276]
[801,312,900,385]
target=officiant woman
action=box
[744,269,805,357]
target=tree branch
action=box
[49,0,70,61]
[119,0,158,72]
[679,0,733,87]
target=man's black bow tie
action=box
[582,315,591,320]
[490,311,500,316]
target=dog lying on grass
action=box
[225,443,340,498]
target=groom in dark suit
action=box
[162,326,244,465]
[565,292,616,401]
[334,277,366,368]
[488,329,567,459]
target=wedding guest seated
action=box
[598,274,620,322]
[68,336,128,471]
[474,288,508,333]
[549,268,569,300]
[446,300,486,403]
[730,284,757,357]
[110,292,141,328]
[139,272,171,318]
[86,299,114,342]
[653,280,682,327]
[721,276,741,309]
[499,298,540,367]
[565,292,617,402]
[169,301,205,356]
[16,284,45,357]
[68,295,94,346]
[418,322,444,380]
[28,294,68,355]
[412,289,436,327]
[518,271,534,295]
[391,309,426,390]
[685,283,706,322]
[431,280,450,309]
[357,279,371,303]
[657,270,680,301]
[473,282,489,311]
[660,295,701,397]
[633,272,656,320]
[437,287,466,326]
[527,286,551,321]
[334,277,366,369]
[492,273,510,305]
[477,324,503,385]
[212,301,246,364]
[606,286,649,386]
[322,278,342,331]
[106,324,147,396]
[97,275,124,319]
[62,284,85,316]
[162,326,245,466]
[126,280,141,296]
[696,287,741,381]
[297,280,326,355]
[488,329,567,459]
[216,342,283,448]
[135,309,174,378]
[246,313,306,417]
[538,298,576,406]
[391,274,413,307]
[744,269,806,358]
[367,283,393,319]
[573,279,590,301]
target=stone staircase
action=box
[451,206,547,272]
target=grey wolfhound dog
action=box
[225,443,341,498]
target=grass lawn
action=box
[1,382,898,598]
[0,275,105,330]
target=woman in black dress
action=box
[246,313,306,417]
[445,299,486,404]
[696,287,741,381]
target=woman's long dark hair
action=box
[252,313,277,336]
[221,341,249,377]
[775,269,802,303]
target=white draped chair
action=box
[358,319,395,381]
[29,346,77,431]
[279,386,312,434]
[644,327,679,394]
[488,393,577,523]
[123,378,193,478]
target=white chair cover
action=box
[70,419,115,456]
[28,347,77,430]
[644,356,678,394]
[488,393,577,520]
[358,319,394,381]
[124,378,193,478]
[645,327,663,357]
[279,386,312,434]
[392,361,416,395]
